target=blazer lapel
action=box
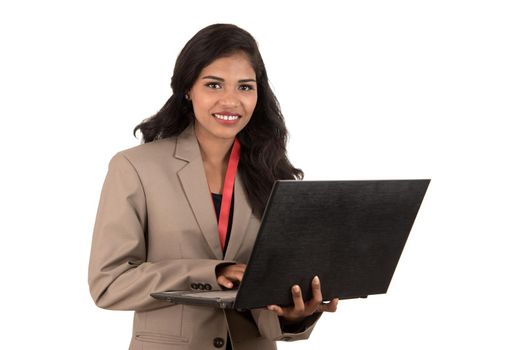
[174,126,223,259]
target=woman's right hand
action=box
[216,263,246,289]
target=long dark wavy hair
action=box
[134,23,303,217]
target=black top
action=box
[211,192,234,254]
[211,192,234,350]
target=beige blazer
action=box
[88,126,318,350]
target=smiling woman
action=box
[131,24,303,217]
[88,23,337,350]
[189,53,258,143]
[188,53,259,194]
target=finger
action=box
[267,304,284,316]
[303,276,323,314]
[291,285,305,312]
[311,276,323,304]
[222,265,246,282]
[217,275,234,289]
[324,298,339,312]
[225,267,245,274]
[221,264,246,275]
[317,298,339,313]
[223,270,244,283]
[234,266,246,280]
[228,264,246,274]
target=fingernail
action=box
[293,285,300,292]
[313,276,320,284]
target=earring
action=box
[185,93,191,101]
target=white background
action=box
[1,1,523,349]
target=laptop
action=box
[151,179,430,310]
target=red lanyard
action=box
[216,138,241,251]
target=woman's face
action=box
[188,52,257,143]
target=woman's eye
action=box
[206,82,221,89]
[239,84,255,91]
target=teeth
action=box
[213,114,239,121]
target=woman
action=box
[88,23,338,350]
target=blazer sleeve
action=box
[251,309,322,341]
[88,152,230,312]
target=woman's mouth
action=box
[212,113,240,121]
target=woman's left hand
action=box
[266,276,338,323]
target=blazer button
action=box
[190,283,198,290]
[204,283,212,290]
[213,337,225,348]
[197,283,205,290]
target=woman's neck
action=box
[194,125,235,194]
[196,133,234,166]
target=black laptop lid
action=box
[234,179,430,310]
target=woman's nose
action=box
[218,89,240,107]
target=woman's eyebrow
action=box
[202,75,224,81]
[201,75,256,83]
